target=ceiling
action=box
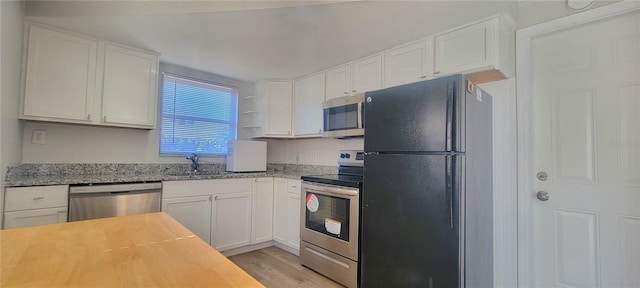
[25,1,519,83]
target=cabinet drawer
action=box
[287,179,301,194]
[5,185,69,212]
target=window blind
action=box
[160,74,238,155]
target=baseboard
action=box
[273,241,300,256]
[221,241,275,257]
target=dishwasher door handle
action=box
[70,182,162,194]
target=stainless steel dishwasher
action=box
[69,182,162,222]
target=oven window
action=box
[305,192,350,241]
[324,103,359,131]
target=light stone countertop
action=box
[4,163,336,187]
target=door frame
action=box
[516,1,640,286]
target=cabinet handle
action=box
[209,195,213,201]
[288,131,291,135]
[343,92,349,95]
[57,210,67,214]
[33,196,44,200]
[352,90,357,93]
[433,71,441,75]
[103,115,107,122]
[87,114,92,120]
[420,75,428,79]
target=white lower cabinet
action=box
[162,177,300,254]
[161,178,253,252]
[161,195,212,244]
[3,185,69,229]
[212,192,252,251]
[252,178,274,244]
[273,178,302,252]
[272,178,287,243]
[4,207,68,229]
[286,189,301,250]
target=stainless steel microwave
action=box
[322,93,364,138]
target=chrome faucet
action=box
[186,153,199,172]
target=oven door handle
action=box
[302,183,358,197]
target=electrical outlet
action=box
[31,130,46,145]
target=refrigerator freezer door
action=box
[360,153,461,287]
[363,75,464,153]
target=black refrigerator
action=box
[360,74,493,287]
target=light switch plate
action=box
[31,130,46,145]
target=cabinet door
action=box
[101,43,158,128]
[23,25,97,122]
[384,39,431,87]
[352,55,383,94]
[212,192,252,251]
[325,64,352,100]
[294,73,325,136]
[4,207,67,229]
[161,195,212,244]
[434,18,496,77]
[264,81,293,136]
[252,178,274,244]
[272,178,287,243]
[286,191,301,250]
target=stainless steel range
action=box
[300,150,363,288]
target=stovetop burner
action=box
[301,150,364,188]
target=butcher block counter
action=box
[0,212,264,287]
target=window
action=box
[160,74,238,156]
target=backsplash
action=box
[265,138,363,166]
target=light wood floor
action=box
[228,246,345,288]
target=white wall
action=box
[266,138,363,166]
[518,0,620,27]
[21,62,253,164]
[1,0,25,226]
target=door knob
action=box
[536,191,550,201]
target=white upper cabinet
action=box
[20,23,159,129]
[351,54,383,94]
[255,81,293,137]
[325,64,352,100]
[433,16,513,83]
[326,55,383,100]
[294,72,325,137]
[384,39,432,87]
[22,25,97,123]
[101,43,158,128]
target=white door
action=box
[212,192,252,251]
[3,207,67,229]
[384,39,431,87]
[251,178,274,244]
[519,5,640,288]
[161,196,212,244]
[326,64,351,100]
[294,73,325,136]
[101,43,158,127]
[351,55,383,94]
[23,25,97,122]
[286,191,301,251]
[264,81,293,136]
[272,178,287,243]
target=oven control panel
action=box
[338,150,364,166]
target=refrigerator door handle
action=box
[446,156,454,230]
[445,85,454,152]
